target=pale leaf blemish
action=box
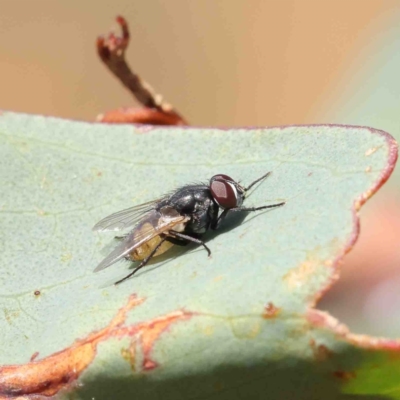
[120,342,136,372]
[83,168,104,184]
[284,240,340,290]
[283,260,321,290]
[89,168,103,179]
[190,271,198,279]
[323,259,333,267]
[202,325,214,336]
[229,319,261,339]
[40,175,48,189]
[365,147,378,156]
[3,308,21,325]
[365,166,372,173]
[60,252,72,263]
[238,231,248,239]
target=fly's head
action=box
[209,174,246,209]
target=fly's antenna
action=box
[244,171,271,192]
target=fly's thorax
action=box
[165,185,211,215]
[158,186,214,236]
[184,197,216,235]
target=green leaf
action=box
[0,112,397,399]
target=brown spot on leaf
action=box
[0,295,142,397]
[262,302,281,319]
[114,310,193,371]
[0,295,193,397]
[30,352,39,362]
[333,370,356,380]
[33,291,41,297]
[309,339,333,362]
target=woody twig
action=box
[97,16,187,125]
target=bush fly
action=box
[93,172,284,284]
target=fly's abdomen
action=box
[129,236,174,261]
[128,222,174,261]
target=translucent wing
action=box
[92,199,161,232]
[93,207,189,272]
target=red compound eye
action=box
[210,174,239,209]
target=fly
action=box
[93,172,285,285]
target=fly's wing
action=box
[92,199,161,232]
[93,208,188,272]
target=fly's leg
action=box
[114,236,168,285]
[165,236,189,246]
[168,231,212,257]
[211,208,229,230]
[212,202,285,230]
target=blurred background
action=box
[0,0,399,337]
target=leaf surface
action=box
[0,113,397,399]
